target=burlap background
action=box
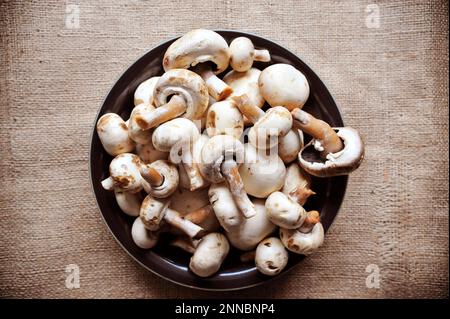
[0,0,448,298]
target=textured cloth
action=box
[0,0,448,298]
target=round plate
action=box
[90,30,348,291]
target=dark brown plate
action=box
[89,30,348,291]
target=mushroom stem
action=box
[164,208,205,239]
[170,237,199,254]
[184,205,214,225]
[291,109,343,158]
[101,177,114,190]
[289,187,316,206]
[140,165,164,187]
[221,159,257,218]
[136,95,186,130]
[192,64,233,101]
[179,142,205,191]
[298,210,320,233]
[253,49,271,62]
[232,94,265,124]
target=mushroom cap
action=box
[200,135,245,183]
[169,187,210,215]
[255,237,289,276]
[189,232,230,277]
[163,29,230,74]
[282,162,311,195]
[277,129,304,164]
[139,195,170,231]
[223,68,265,109]
[265,191,307,229]
[206,100,244,139]
[114,190,143,217]
[109,153,143,193]
[96,113,135,156]
[280,222,324,255]
[229,37,256,72]
[131,217,159,249]
[299,127,365,177]
[177,134,210,189]
[134,76,160,106]
[208,182,243,232]
[226,199,277,251]
[258,63,310,110]
[153,69,209,120]
[145,160,179,198]
[128,103,155,144]
[249,106,292,150]
[152,118,200,152]
[238,144,286,198]
[136,142,168,164]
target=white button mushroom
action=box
[208,182,244,232]
[277,129,304,164]
[189,232,230,277]
[131,216,159,249]
[255,237,289,276]
[101,153,144,193]
[265,191,307,229]
[163,29,233,101]
[134,69,209,130]
[282,163,315,206]
[128,103,154,144]
[200,135,256,218]
[136,141,168,164]
[139,160,179,198]
[134,76,160,106]
[206,100,244,139]
[114,190,143,217]
[226,199,277,251]
[229,37,270,72]
[96,113,135,156]
[238,143,286,198]
[258,63,310,111]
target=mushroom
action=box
[232,94,292,150]
[189,232,230,277]
[140,195,204,238]
[96,113,135,156]
[128,103,154,144]
[229,37,270,72]
[206,100,244,139]
[226,199,277,251]
[101,153,143,193]
[238,143,286,198]
[134,69,209,130]
[258,63,310,111]
[131,217,159,249]
[292,109,365,177]
[163,29,232,101]
[114,190,143,217]
[139,160,179,198]
[278,129,304,164]
[134,76,160,106]
[177,134,210,190]
[200,135,256,218]
[255,237,289,276]
[265,191,307,229]
[136,142,168,164]
[152,118,206,191]
[208,182,243,232]
[279,210,324,255]
[282,163,315,206]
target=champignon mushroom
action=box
[134,76,160,106]
[189,232,230,277]
[114,190,143,217]
[292,109,365,177]
[238,143,286,198]
[134,69,209,130]
[101,153,143,193]
[232,94,292,150]
[139,160,179,198]
[229,37,270,72]
[208,182,243,232]
[131,216,159,249]
[200,135,256,218]
[255,237,289,276]
[279,210,324,255]
[277,129,304,164]
[206,100,244,139]
[136,142,168,164]
[96,113,135,156]
[140,195,204,238]
[282,163,315,206]
[128,103,154,144]
[258,63,310,111]
[265,191,307,229]
[163,29,232,101]
[177,134,210,190]
[226,199,277,251]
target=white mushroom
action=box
[277,129,304,164]
[229,37,270,72]
[265,191,307,229]
[134,69,209,130]
[136,142,168,164]
[177,134,210,190]
[114,190,143,217]
[238,143,286,198]
[206,100,244,139]
[189,232,230,277]
[128,103,154,144]
[282,163,315,206]
[208,182,243,232]
[131,217,159,249]
[163,29,232,101]
[200,135,256,218]
[101,153,143,193]
[226,199,277,251]
[134,76,160,106]
[96,113,135,156]
[255,237,288,276]
[259,63,310,110]
[139,160,179,198]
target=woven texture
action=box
[0,0,448,298]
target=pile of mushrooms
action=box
[97,29,365,278]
